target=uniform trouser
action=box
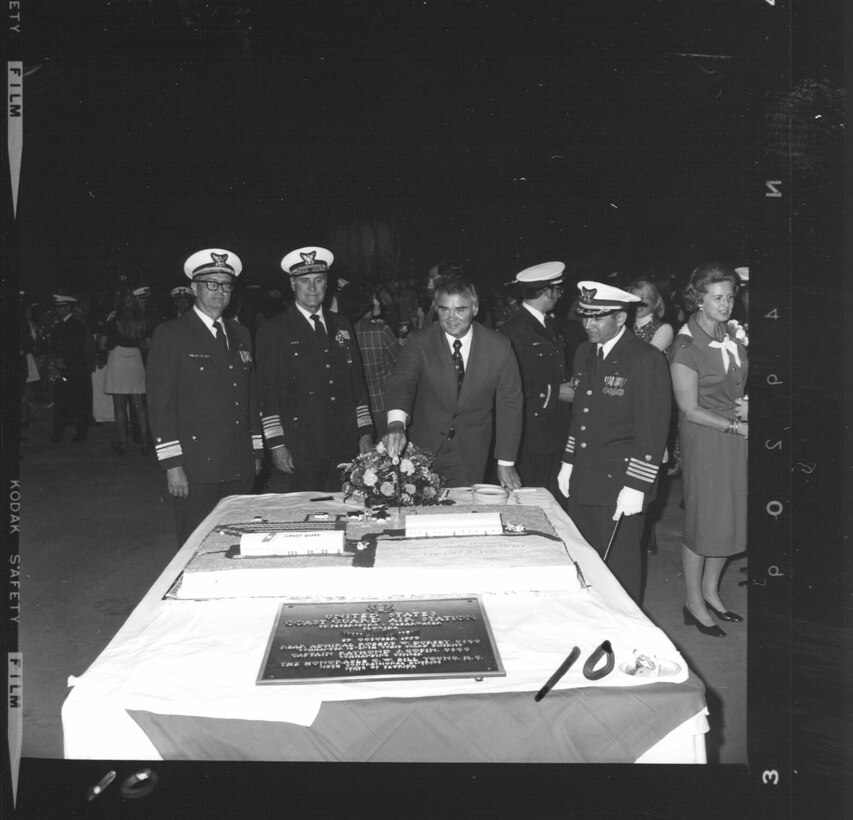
[566,498,645,604]
[52,372,92,439]
[266,456,352,495]
[174,476,255,547]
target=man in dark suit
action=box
[147,248,264,546]
[383,271,523,488]
[557,281,671,604]
[498,261,573,500]
[255,246,374,493]
[49,295,95,443]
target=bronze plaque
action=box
[257,597,505,684]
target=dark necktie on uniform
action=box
[310,313,327,345]
[544,315,561,344]
[452,339,465,393]
[593,345,604,374]
[213,319,228,353]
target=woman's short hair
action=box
[628,278,666,319]
[682,263,738,314]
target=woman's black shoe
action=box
[704,601,743,622]
[682,606,726,637]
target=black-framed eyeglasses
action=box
[195,280,235,293]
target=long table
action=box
[62,488,708,763]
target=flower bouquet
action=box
[727,319,749,347]
[340,442,445,508]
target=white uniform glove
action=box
[557,463,573,498]
[613,486,644,520]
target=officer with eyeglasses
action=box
[147,248,264,546]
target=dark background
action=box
[15,0,842,296]
[3,1,848,816]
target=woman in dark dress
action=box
[669,263,748,637]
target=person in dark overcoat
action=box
[498,261,573,500]
[147,248,264,546]
[255,246,375,493]
[49,295,94,443]
[382,271,523,488]
[557,281,671,604]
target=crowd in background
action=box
[20,255,749,625]
[20,260,748,444]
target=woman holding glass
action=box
[669,263,748,637]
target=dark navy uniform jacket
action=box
[498,305,571,456]
[255,304,373,461]
[563,329,671,507]
[147,309,263,483]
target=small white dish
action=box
[618,658,681,679]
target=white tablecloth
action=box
[62,488,707,761]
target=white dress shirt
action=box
[294,302,328,333]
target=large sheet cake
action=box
[173,504,582,600]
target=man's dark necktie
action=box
[310,313,327,346]
[593,345,604,374]
[544,315,561,344]
[452,339,465,393]
[213,320,229,353]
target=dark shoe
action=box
[50,435,62,444]
[72,433,87,442]
[682,606,726,637]
[704,600,743,622]
[111,440,128,454]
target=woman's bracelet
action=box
[724,419,739,435]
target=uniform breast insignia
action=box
[239,349,252,364]
[334,329,350,347]
[603,375,627,396]
[188,353,212,359]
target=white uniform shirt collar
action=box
[444,325,473,367]
[599,326,626,359]
[295,301,327,331]
[522,302,547,326]
[193,304,222,338]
